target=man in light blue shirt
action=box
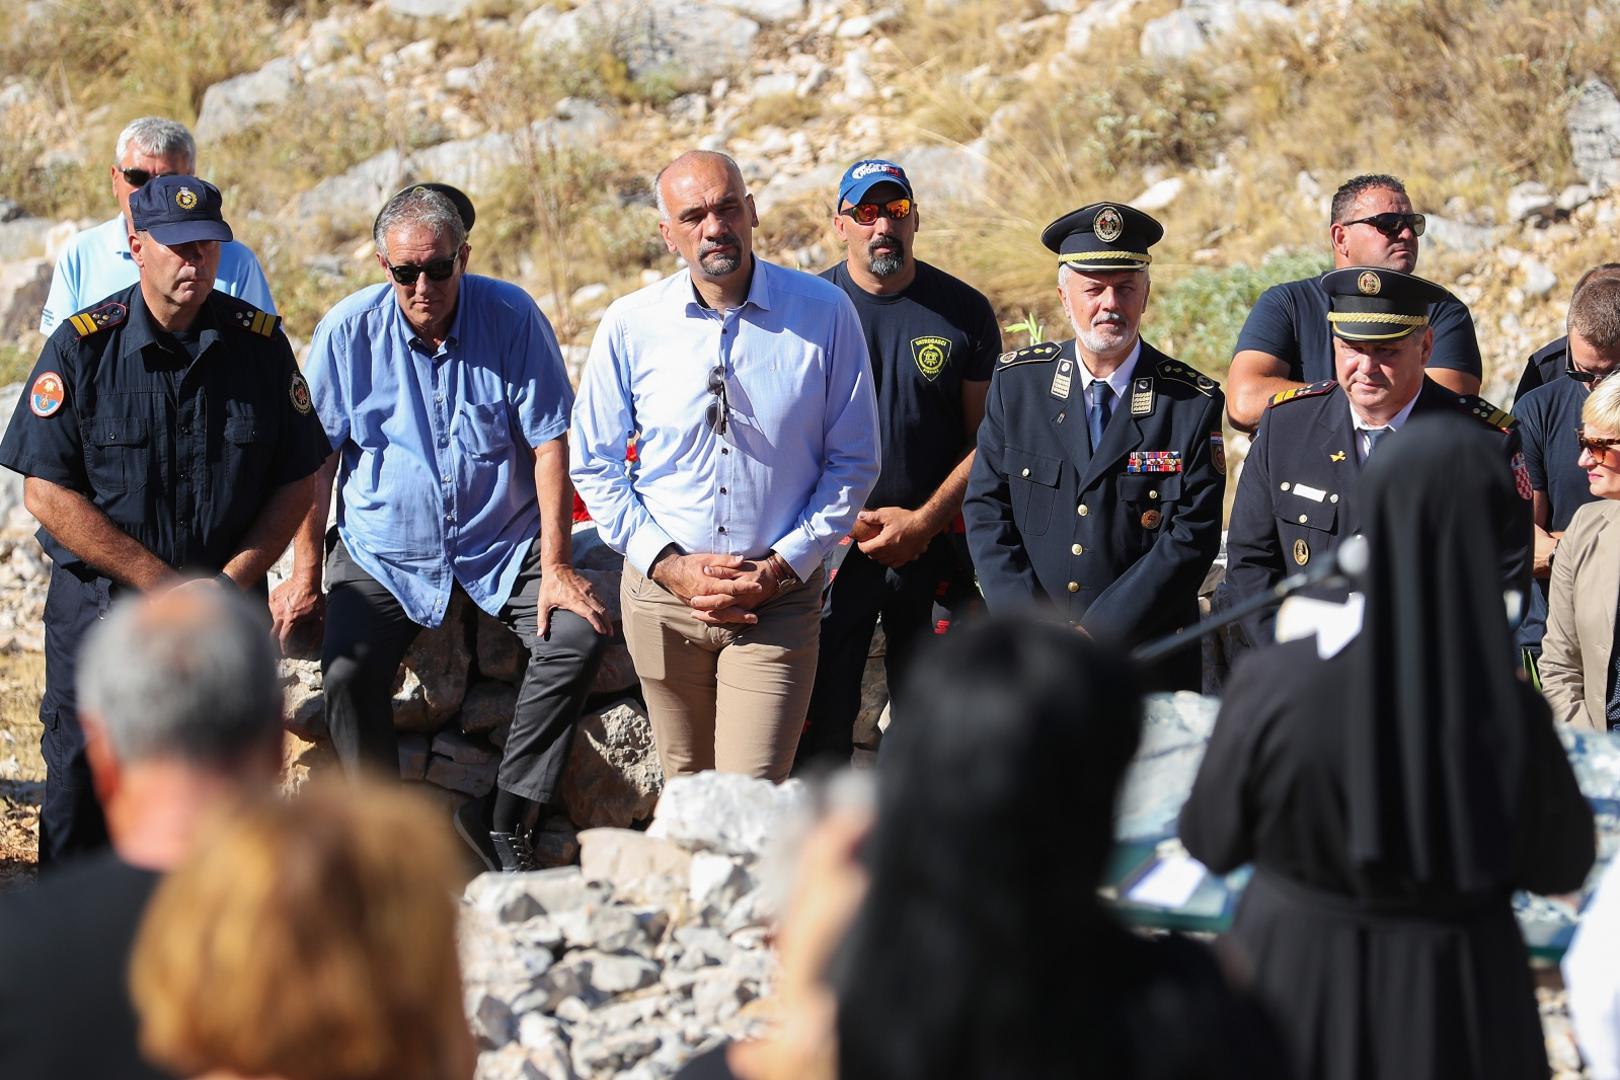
[571,150,880,782]
[39,116,274,336]
[270,185,608,871]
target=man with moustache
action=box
[271,184,608,872]
[793,159,1000,771]
[0,176,326,864]
[1226,174,1482,431]
[964,203,1226,690]
[571,150,880,782]
[1223,266,1529,649]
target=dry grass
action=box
[0,650,45,890]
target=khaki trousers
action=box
[622,563,823,782]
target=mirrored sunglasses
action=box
[839,198,914,227]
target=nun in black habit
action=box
[1180,413,1595,1080]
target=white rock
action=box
[469,990,516,1048]
[1506,181,1555,223]
[1065,0,1143,53]
[1521,259,1558,300]
[528,0,759,94]
[474,1044,552,1080]
[196,58,298,140]
[465,866,594,922]
[841,48,876,101]
[388,0,477,15]
[582,951,661,995]
[1567,77,1620,191]
[578,828,692,901]
[1134,176,1185,212]
[691,967,755,1025]
[0,257,50,341]
[717,0,804,22]
[1557,184,1593,212]
[647,772,809,858]
[561,700,664,829]
[688,852,750,911]
[750,72,799,98]
[516,1014,576,1079]
[1421,214,1499,255]
[1140,0,1293,61]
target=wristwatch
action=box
[769,552,800,594]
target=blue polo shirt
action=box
[1515,376,1599,651]
[304,275,573,627]
[39,216,275,336]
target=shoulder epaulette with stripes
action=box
[996,341,1061,370]
[231,307,281,338]
[1156,357,1219,397]
[1454,394,1516,433]
[67,301,127,338]
[1267,380,1337,408]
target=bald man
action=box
[570,150,880,782]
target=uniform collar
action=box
[120,288,224,361]
[1077,338,1142,400]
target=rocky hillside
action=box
[1,0,1618,401]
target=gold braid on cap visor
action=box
[1058,251,1152,265]
[1327,311,1430,340]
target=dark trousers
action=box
[794,535,968,771]
[37,567,112,867]
[321,537,605,802]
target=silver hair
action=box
[373,186,467,260]
[77,586,283,766]
[653,150,746,221]
[114,117,196,169]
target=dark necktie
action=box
[1364,426,1390,459]
[1089,381,1113,453]
[1606,582,1620,730]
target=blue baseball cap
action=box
[838,159,913,207]
[130,176,233,246]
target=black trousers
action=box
[794,534,974,771]
[321,537,605,802]
[37,567,113,867]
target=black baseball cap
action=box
[129,176,233,245]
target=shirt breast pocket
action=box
[224,411,272,484]
[85,416,151,494]
[1007,448,1062,537]
[1118,474,1180,505]
[456,401,513,460]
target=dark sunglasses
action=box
[1341,212,1426,239]
[117,167,164,188]
[1566,357,1614,387]
[1577,429,1620,456]
[385,256,458,286]
[706,365,728,436]
[839,198,913,227]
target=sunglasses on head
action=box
[839,197,913,227]
[1341,212,1426,239]
[1566,357,1613,387]
[1577,428,1620,456]
[384,256,458,286]
[706,364,728,436]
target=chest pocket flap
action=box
[1275,493,1338,532]
[225,414,267,444]
[1006,449,1062,488]
[88,416,149,447]
[1118,474,1181,502]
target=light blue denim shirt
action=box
[39,215,276,335]
[305,275,572,627]
[570,257,880,580]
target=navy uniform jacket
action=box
[0,284,329,578]
[1224,377,1530,646]
[965,338,1226,687]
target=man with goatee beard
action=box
[964,203,1226,691]
[571,150,880,782]
[792,159,1000,772]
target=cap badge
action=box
[1357,270,1381,296]
[175,186,199,211]
[1094,206,1124,243]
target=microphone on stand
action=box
[1131,535,1372,666]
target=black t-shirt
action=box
[1514,335,1568,406]
[821,261,1000,509]
[1234,273,1482,382]
[1514,376,1598,649]
[0,853,172,1079]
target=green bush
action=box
[1151,252,1329,379]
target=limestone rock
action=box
[1420,215,1499,255]
[646,772,809,858]
[387,0,480,17]
[1140,0,1293,61]
[578,828,692,903]
[527,0,759,95]
[560,700,663,829]
[458,680,519,736]
[466,865,597,923]
[395,592,474,730]
[1134,176,1185,212]
[1506,181,1555,224]
[0,216,55,262]
[1066,0,1144,53]
[0,257,50,341]
[196,58,298,141]
[1568,78,1620,191]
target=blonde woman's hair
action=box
[1583,374,1620,435]
[131,781,474,1080]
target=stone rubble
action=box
[460,773,808,1080]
